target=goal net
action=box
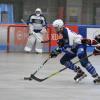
[7,24,51,53]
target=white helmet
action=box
[52,19,64,32]
[35,8,42,16]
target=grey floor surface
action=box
[0,52,100,100]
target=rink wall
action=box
[0,24,100,52]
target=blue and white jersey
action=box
[61,27,82,46]
[59,27,84,53]
[28,14,47,32]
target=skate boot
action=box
[74,66,87,82]
[94,77,100,83]
[93,74,100,84]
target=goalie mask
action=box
[52,19,64,32]
[35,8,42,16]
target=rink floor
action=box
[0,52,100,100]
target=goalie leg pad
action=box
[35,37,43,53]
[24,35,36,52]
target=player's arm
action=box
[50,47,62,58]
[81,38,98,45]
[81,34,100,55]
[26,14,35,25]
[42,15,47,29]
[50,38,69,58]
[73,32,99,45]
[81,34,100,45]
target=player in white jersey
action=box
[50,19,100,83]
[24,8,47,53]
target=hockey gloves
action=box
[93,45,100,56]
[57,39,65,47]
[94,34,100,43]
[50,47,61,58]
[81,39,92,45]
[81,34,100,45]
[81,38,98,45]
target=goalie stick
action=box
[21,19,50,43]
[24,53,93,82]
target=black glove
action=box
[50,51,58,58]
[81,38,98,45]
[94,34,100,43]
[50,47,61,58]
[93,46,100,55]
[57,39,65,47]
[81,38,91,45]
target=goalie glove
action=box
[93,45,100,55]
[50,47,62,58]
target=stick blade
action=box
[24,75,47,82]
[31,75,47,82]
[24,77,32,80]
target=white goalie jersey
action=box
[28,14,47,33]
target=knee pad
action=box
[60,53,75,65]
[60,58,66,65]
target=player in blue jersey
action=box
[50,19,100,83]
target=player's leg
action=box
[73,66,87,82]
[24,35,36,52]
[60,52,87,82]
[78,51,100,83]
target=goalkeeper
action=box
[24,8,47,53]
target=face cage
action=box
[54,27,62,33]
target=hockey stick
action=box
[21,19,50,43]
[27,53,93,82]
[24,56,51,80]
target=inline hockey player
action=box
[50,19,100,83]
[24,8,47,53]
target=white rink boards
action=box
[0,53,100,100]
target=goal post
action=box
[7,24,51,53]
